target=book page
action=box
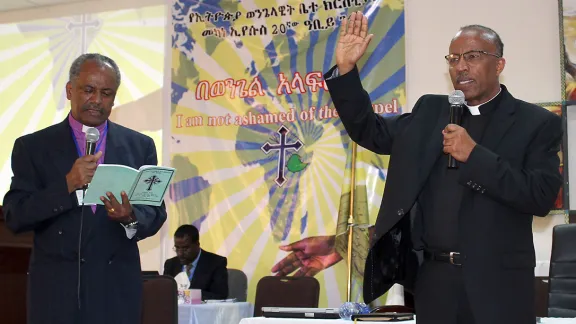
[83,164,139,205]
[128,166,175,206]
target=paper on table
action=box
[205,298,237,303]
[174,271,190,290]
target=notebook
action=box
[351,312,415,321]
[261,307,340,319]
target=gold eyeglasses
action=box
[445,50,501,65]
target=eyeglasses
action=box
[173,246,191,252]
[445,50,501,65]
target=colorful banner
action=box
[0,6,166,200]
[169,0,405,306]
[560,0,573,214]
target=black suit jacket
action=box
[325,66,562,324]
[163,249,228,300]
[2,118,167,324]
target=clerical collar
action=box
[465,86,502,116]
[68,112,108,134]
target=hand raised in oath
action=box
[335,11,374,75]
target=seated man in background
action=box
[164,224,229,300]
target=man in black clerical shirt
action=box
[420,87,501,253]
[324,12,562,324]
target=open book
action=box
[83,164,175,206]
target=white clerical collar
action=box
[465,87,502,116]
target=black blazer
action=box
[2,118,167,324]
[325,66,562,324]
[163,249,229,300]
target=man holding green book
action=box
[2,53,167,324]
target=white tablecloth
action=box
[179,302,253,324]
[239,317,576,324]
[240,318,413,324]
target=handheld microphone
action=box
[85,127,100,156]
[82,128,100,191]
[447,90,465,169]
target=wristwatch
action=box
[124,220,138,229]
[123,214,138,229]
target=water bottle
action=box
[358,303,371,314]
[338,302,370,320]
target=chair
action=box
[227,268,248,301]
[141,270,159,276]
[0,205,33,324]
[534,276,549,317]
[141,275,178,324]
[253,276,320,317]
[548,224,576,317]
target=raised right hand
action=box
[335,11,374,75]
[65,151,102,193]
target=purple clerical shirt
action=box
[68,113,108,213]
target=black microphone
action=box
[85,127,100,156]
[447,90,465,169]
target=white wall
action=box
[0,0,164,23]
[405,0,562,110]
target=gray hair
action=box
[457,25,504,57]
[68,53,121,86]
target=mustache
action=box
[82,104,103,113]
[456,74,473,82]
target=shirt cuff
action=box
[121,223,137,239]
[325,67,340,80]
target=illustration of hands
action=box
[271,235,343,277]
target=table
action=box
[240,318,413,324]
[239,317,576,324]
[179,302,253,324]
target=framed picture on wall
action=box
[558,0,574,222]
[534,103,568,216]
[563,102,576,221]
[562,0,576,102]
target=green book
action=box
[83,164,176,207]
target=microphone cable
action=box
[77,189,86,310]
